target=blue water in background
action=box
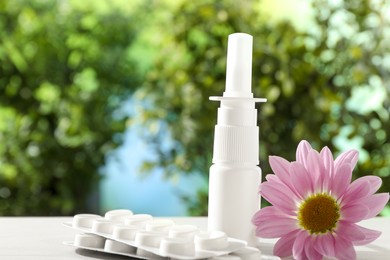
[100,99,205,216]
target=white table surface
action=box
[0,217,389,259]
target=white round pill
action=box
[72,214,102,229]
[146,219,174,233]
[134,230,165,248]
[74,233,105,249]
[124,214,153,227]
[104,239,136,254]
[194,231,229,250]
[168,225,199,239]
[112,224,143,241]
[159,237,195,257]
[104,209,133,222]
[91,218,121,235]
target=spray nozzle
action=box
[225,33,253,98]
[210,33,266,103]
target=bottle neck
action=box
[212,124,259,165]
[217,100,257,127]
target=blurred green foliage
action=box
[0,0,389,216]
[0,0,140,215]
[135,0,390,215]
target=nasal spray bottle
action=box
[208,33,266,246]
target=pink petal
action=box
[314,233,335,258]
[255,216,298,238]
[296,140,312,168]
[359,193,390,219]
[252,207,298,239]
[269,156,296,192]
[330,163,352,198]
[265,174,280,183]
[273,229,300,258]
[335,220,366,241]
[320,146,333,189]
[341,203,369,223]
[352,225,381,246]
[341,179,371,206]
[260,181,298,215]
[252,206,290,225]
[334,149,359,172]
[344,176,382,197]
[306,150,326,192]
[304,236,322,260]
[290,162,313,198]
[292,230,309,259]
[334,237,356,260]
[320,146,334,175]
[342,176,382,205]
[365,175,383,194]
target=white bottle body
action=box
[208,163,261,245]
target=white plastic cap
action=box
[224,33,253,98]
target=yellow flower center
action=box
[297,193,340,234]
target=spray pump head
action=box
[210,33,266,104]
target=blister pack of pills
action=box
[63,209,280,260]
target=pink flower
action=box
[252,140,389,260]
